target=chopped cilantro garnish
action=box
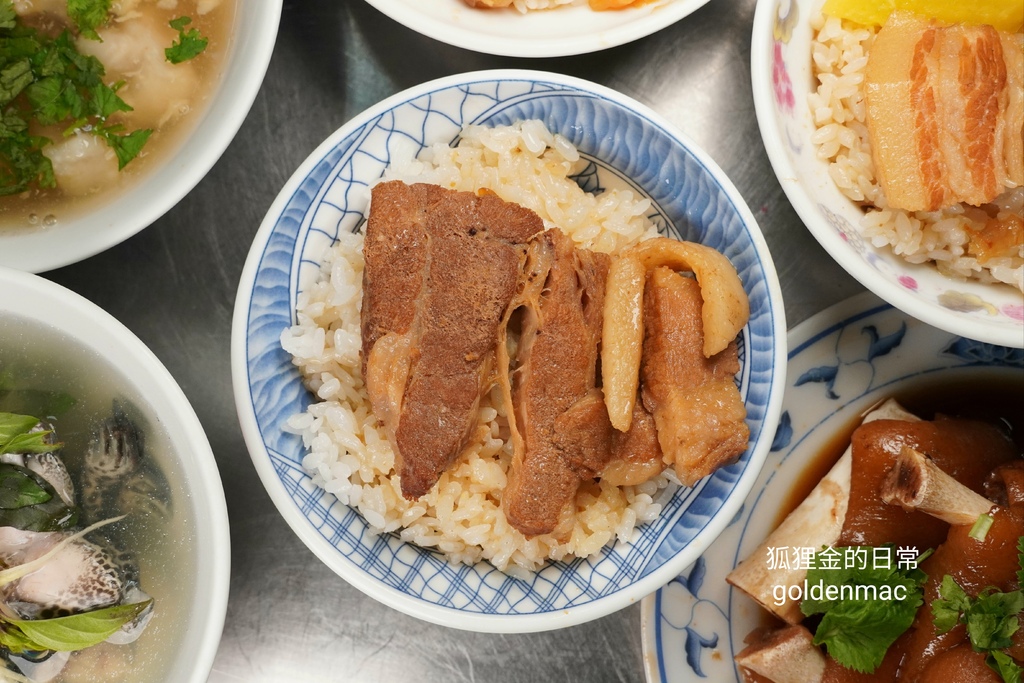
[165,16,208,64]
[0,2,15,30]
[989,651,1024,683]
[799,545,931,674]
[1018,536,1024,587]
[66,0,113,41]
[98,126,152,170]
[933,539,1024,683]
[0,6,154,193]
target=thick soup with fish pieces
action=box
[0,0,235,232]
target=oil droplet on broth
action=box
[43,214,58,227]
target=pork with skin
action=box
[865,12,1024,213]
[640,266,748,487]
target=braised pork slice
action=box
[503,228,614,538]
[641,267,748,487]
[361,180,543,499]
[599,395,665,487]
[865,12,1024,212]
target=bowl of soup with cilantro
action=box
[0,0,281,273]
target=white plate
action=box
[640,290,1024,682]
[362,0,712,57]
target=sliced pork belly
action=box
[865,12,1024,212]
[640,267,748,487]
[361,180,543,499]
[503,228,614,538]
[599,395,665,487]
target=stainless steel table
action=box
[44,1,864,681]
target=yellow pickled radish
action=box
[822,0,1023,31]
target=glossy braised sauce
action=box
[751,377,1024,683]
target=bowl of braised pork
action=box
[642,290,1024,683]
[752,0,1024,348]
[0,0,281,273]
[232,69,787,632]
[0,266,230,682]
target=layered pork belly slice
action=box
[866,12,1024,212]
[599,394,665,487]
[640,266,748,488]
[503,228,614,538]
[361,180,543,499]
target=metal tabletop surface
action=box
[43,1,864,681]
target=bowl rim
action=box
[231,67,788,632]
[0,0,283,274]
[750,0,1024,349]
[0,266,231,682]
[640,288,1023,683]
[360,0,713,58]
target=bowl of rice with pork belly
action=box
[232,70,786,632]
[752,0,1024,348]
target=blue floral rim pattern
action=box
[644,289,1023,681]
[237,72,785,626]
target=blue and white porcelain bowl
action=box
[641,290,1024,683]
[752,0,1024,348]
[231,70,787,633]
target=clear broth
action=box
[0,314,196,683]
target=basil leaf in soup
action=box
[0,464,77,531]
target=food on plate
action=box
[809,5,1024,290]
[462,0,647,12]
[727,396,1024,682]
[282,120,750,571]
[0,407,163,683]
[0,0,234,230]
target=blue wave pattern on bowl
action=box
[244,77,779,615]
[646,293,1023,682]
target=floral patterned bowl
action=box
[751,0,1024,348]
[232,70,787,632]
[641,290,1024,682]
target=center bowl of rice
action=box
[231,70,786,632]
[752,0,1024,348]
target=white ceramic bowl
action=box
[363,0,712,57]
[232,69,787,632]
[0,266,230,682]
[751,0,1024,348]
[640,290,1024,683]
[0,1,282,274]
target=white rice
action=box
[808,14,1024,291]
[281,121,670,573]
